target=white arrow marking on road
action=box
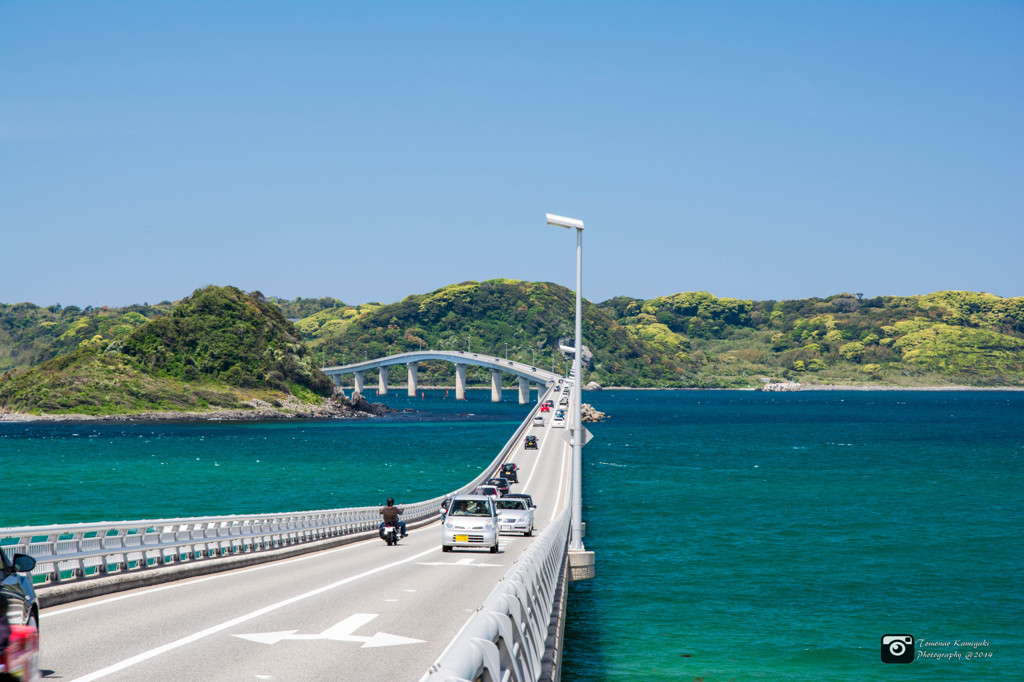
[417,557,502,567]
[234,613,424,648]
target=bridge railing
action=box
[422,507,570,682]
[0,388,554,587]
[0,500,436,584]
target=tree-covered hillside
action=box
[3,284,1023,407]
[0,286,334,415]
[604,290,1024,386]
[296,283,1024,388]
[298,279,688,387]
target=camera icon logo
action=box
[881,634,915,663]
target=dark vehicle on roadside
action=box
[486,477,511,496]
[500,462,519,483]
[1,550,38,630]
[524,435,538,450]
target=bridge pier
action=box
[518,378,530,405]
[569,550,596,581]
[407,362,418,397]
[353,371,365,396]
[455,363,467,400]
[378,365,389,395]
[490,370,503,402]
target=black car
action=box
[503,492,535,510]
[486,477,511,496]
[524,435,538,449]
[500,462,519,483]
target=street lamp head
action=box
[546,213,584,230]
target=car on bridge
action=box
[540,404,550,413]
[524,435,538,449]
[552,416,565,428]
[442,495,499,553]
[485,477,511,496]
[500,462,519,483]
[504,492,535,510]
[475,484,501,499]
[495,498,534,536]
[532,416,545,427]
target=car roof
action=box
[454,494,494,502]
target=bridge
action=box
[2,364,595,681]
[321,349,561,404]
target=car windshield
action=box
[496,500,526,510]
[449,500,491,516]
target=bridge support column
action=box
[353,371,365,396]
[491,369,503,402]
[455,364,467,400]
[407,362,418,397]
[378,366,389,395]
[569,549,596,582]
[518,378,530,404]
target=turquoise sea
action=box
[2,390,1022,680]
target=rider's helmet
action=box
[386,497,395,506]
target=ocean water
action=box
[2,389,1022,679]
[562,390,1023,681]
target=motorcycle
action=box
[380,522,400,546]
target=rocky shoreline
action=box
[0,391,397,423]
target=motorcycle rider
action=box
[378,497,407,538]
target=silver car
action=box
[1,549,39,629]
[442,495,499,553]
[495,498,535,536]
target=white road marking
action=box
[43,530,421,619]
[67,546,438,681]
[234,613,424,648]
[417,557,502,567]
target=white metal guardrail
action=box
[421,507,570,682]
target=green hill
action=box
[296,283,1024,388]
[0,286,334,415]
[603,290,1024,387]
[3,283,1023,414]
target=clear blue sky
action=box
[2,1,1021,308]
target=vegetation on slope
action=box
[299,279,687,387]
[295,283,1024,388]
[0,286,334,415]
[3,284,1023,406]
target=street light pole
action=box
[547,212,585,552]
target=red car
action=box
[540,404,550,412]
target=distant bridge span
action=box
[322,350,562,403]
